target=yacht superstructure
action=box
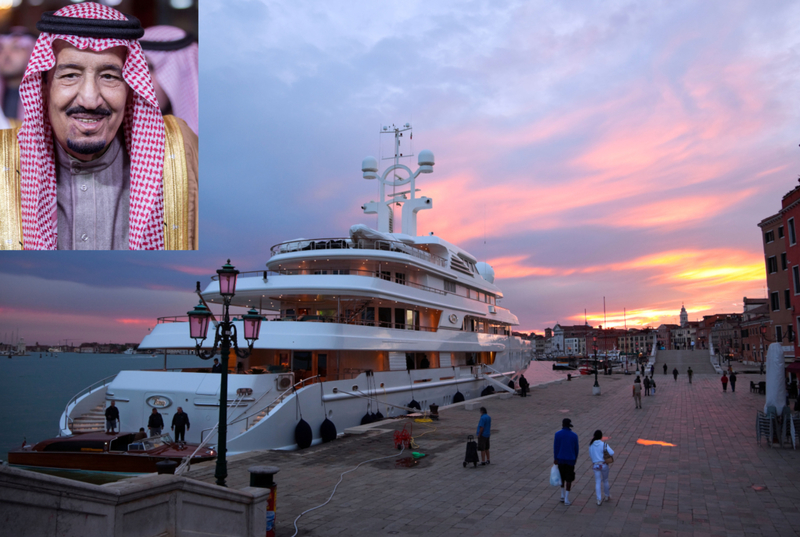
[59,125,531,453]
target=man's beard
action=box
[67,138,108,155]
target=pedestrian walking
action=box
[171,407,190,442]
[730,372,737,392]
[687,367,693,384]
[663,363,668,375]
[651,377,656,395]
[589,430,614,506]
[633,377,642,409]
[476,407,491,465]
[650,364,655,376]
[148,408,164,437]
[721,373,728,392]
[105,401,120,434]
[643,375,651,396]
[673,367,678,381]
[554,418,579,505]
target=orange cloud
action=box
[116,318,154,325]
[168,265,214,276]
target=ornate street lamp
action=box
[187,260,263,487]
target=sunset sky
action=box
[2,0,799,345]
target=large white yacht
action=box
[59,125,531,453]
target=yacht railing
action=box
[200,375,322,442]
[212,268,448,296]
[61,374,118,432]
[268,237,447,267]
[156,313,438,332]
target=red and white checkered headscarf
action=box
[19,2,165,250]
[142,25,198,135]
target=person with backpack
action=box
[589,430,615,506]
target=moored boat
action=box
[7,432,216,473]
[57,124,532,453]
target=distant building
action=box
[740,297,770,363]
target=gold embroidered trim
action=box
[162,115,189,250]
[0,127,22,250]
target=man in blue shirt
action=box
[477,407,491,466]
[553,418,579,505]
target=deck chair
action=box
[750,381,757,393]
[780,406,793,448]
[756,410,774,447]
[791,415,800,450]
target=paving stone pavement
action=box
[186,370,800,536]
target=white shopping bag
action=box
[550,465,561,487]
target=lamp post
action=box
[188,260,263,487]
[592,336,600,395]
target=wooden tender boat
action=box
[7,432,216,473]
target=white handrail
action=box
[61,374,118,432]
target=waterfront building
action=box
[740,297,770,363]
[758,192,797,359]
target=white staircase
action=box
[70,403,105,433]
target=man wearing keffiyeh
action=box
[0,2,198,250]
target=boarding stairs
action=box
[70,403,106,433]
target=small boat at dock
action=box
[7,432,216,474]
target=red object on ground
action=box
[394,424,412,449]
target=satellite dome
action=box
[476,262,495,284]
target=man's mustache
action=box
[66,106,111,117]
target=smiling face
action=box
[45,41,129,161]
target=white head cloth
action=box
[142,25,198,135]
[19,2,165,250]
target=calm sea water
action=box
[0,352,202,461]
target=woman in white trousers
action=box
[589,430,615,506]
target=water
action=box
[0,352,201,460]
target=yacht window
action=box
[395,272,406,285]
[292,352,312,373]
[313,270,328,275]
[444,280,456,293]
[378,307,392,328]
[332,269,350,275]
[395,308,406,329]
[381,271,391,281]
[408,310,420,330]
[318,354,327,378]
[361,307,375,325]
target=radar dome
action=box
[476,262,495,284]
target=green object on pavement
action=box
[411,452,426,459]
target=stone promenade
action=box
[186,370,800,536]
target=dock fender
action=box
[481,386,495,397]
[453,391,465,403]
[295,419,312,449]
[320,418,337,443]
[361,412,374,425]
[408,399,421,412]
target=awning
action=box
[786,361,800,375]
